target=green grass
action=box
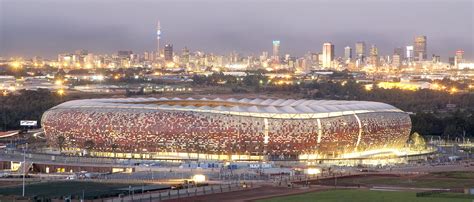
[0,181,150,199]
[318,176,474,189]
[258,189,473,202]
[430,171,474,179]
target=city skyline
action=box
[0,0,473,60]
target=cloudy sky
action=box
[0,0,473,60]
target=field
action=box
[258,189,473,202]
[0,181,154,199]
[310,172,474,189]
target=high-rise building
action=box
[414,36,427,61]
[448,57,455,66]
[393,47,404,59]
[431,54,441,63]
[182,47,190,64]
[392,54,401,68]
[272,40,280,62]
[355,42,366,59]
[344,46,352,61]
[322,43,334,68]
[406,46,414,62]
[455,50,464,67]
[156,21,161,55]
[164,44,173,62]
[369,45,378,67]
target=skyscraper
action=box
[272,40,280,62]
[455,50,464,67]
[322,43,334,68]
[392,54,401,68]
[182,47,190,64]
[414,36,427,61]
[344,46,352,61]
[406,46,414,62]
[369,45,378,67]
[164,44,173,62]
[355,42,366,59]
[393,47,404,59]
[156,21,161,55]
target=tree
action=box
[443,124,462,139]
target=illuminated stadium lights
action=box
[192,174,206,183]
[305,167,321,175]
[41,97,411,161]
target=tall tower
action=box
[414,35,427,61]
[355,42,366,59]
[344,46,352,60]
[164,44,173,62]
[156,21,161,56]
[369,45,379,67]
[322,43,334,68]
[406,46,414,62]
[272,40,280,62]
[455,50,464,67]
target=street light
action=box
[1,91,8,131]
[57,89,65,102]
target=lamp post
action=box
[22,143,28,197]
[57,89,65,101]
[1,91,9,131]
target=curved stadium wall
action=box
[41,97,411,160]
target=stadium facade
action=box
[41,97,411,160]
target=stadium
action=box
[41,97,412,161]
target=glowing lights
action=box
[305,167,321,175]
[10,61,21,69]
[377,82,420,91]
[91,75,105,81]
[364,84,373,91]
[450,87,458,94]
[55,80,63,86]
[192,174,206,183]
[166,62,175,68]
[57,89,65,96]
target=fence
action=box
[105,182,249,202]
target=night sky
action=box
[1,0,473,60]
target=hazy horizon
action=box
[1,0,473,61]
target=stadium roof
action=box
[51,97,404,119]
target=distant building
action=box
[344,46,352,61]
[414,36,427,61]
[392,54,401,68]
[164,44,173,62]
[449,57,455,66]
[455,50,464,67]
[355,42,366,60]
[369,45,378,67]
[156,21,161,54]
[272,40,280,62]
[322,43,334,68]
[393,47,404,60]
[182,47,190,64]
[431,54,441,63]
[406,46,414,62]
